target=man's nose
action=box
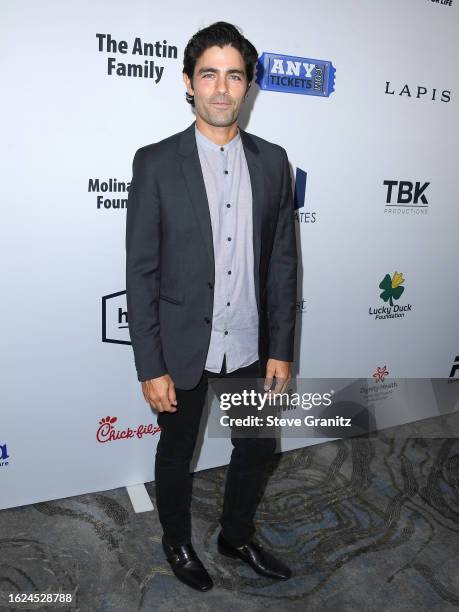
[215,74,228,94]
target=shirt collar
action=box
[194,123,241,152]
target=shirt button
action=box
[227,237,231,241]
[224,331,228,335]
[224,170,228,174]
[227,270,231,275]
[226,203,231,208]
[220,147,224,151]
[227,301,230,306]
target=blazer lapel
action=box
[179,122,215,272]
[240,127,264,312]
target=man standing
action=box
[126,22,298,591]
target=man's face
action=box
[183,44,249,128]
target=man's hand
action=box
[264,358,291,394]
[141,374,177,413]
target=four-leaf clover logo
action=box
[379,271,405,307]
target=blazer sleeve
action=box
[125,147,168,382]
[266,148,298,362]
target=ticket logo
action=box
[256,52,336,97]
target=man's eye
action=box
[202,73,214,79]
[230,75,242,80]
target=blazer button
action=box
[208,282,213,289]
[204,317,211,324]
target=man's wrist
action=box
[138,369,168,383]
[267,351,293,363]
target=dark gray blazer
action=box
[125,121,298,389]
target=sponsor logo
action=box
[0,442,10,468]
[362,366,398,402]
[294,168,316,223]
[96,33,178,83]
[96,416,161,443]
[449,356,459,378]
[373,365,389,382]
[102,290,130,345]
[256,52,335,97]
[385,81,451,102]
[296,298,307,315]
[384,180,430,215]
[369,272,414,320]
[89,178,130,210]
[428,0,453,7]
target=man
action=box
[126,22,298,591]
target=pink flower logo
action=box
[373,366,389,383]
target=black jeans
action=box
[154,354,276,548]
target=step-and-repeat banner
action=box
[1,0,458,510]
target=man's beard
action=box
[195,97,239,127]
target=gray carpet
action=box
[1,412,459,612]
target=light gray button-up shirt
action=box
[195,125,259,373]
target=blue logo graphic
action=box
[294,168,307,210]
[0,442,10,466]
[256,52,335,97]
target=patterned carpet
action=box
[1,412,459,612]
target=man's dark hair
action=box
[183,21,258,107]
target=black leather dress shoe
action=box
[162,536,213,591]
[217,531,292,580]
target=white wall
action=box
[1,0,458,510]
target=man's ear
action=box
[182,72,194,96]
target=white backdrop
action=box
[1,0,458,510]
